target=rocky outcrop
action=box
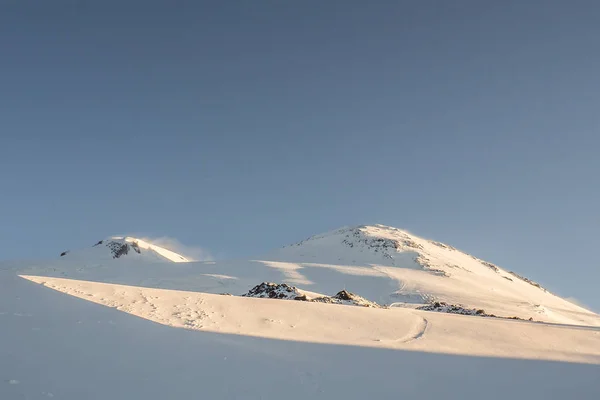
[418,301,534,321]
[341,228,400,260]
[312,290,382,308]
[242,283,382,308]
[418,302,488,316]
[508,271,547,292]
[105,239,142,259]
[242,283,308,301]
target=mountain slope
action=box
[2,270,599,400]
[14,224,599,326]
[263,224,598,325]
[2,225,600,399]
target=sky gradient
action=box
[1,1,599,310]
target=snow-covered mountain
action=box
[59,236,190,263]
[262,224,600,325]
[2,224,599,399]
[15,224,599,326]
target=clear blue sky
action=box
[1,1,599,310]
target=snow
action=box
[265,225,600,326]
[13,273,598,361]
[6,224,599,326]
[311,289,382,308]
[2,271,600,399]
[115,237,190,263]
[2,224,600,399]
[59,236,190,263]
[7,224,599,326]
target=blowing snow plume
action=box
[57,236,211,264]
[139,236,213,262]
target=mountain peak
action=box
[60,236,190,263]
[259,223,600,324]
[276,224,430,267]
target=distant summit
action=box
[60,236,189,263]
[261,224,598,325]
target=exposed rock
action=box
[429,240,457,251]
[340,228,401,260]
[401,239,424,250]
[106,241,130,259]
[418,301,490,316]
[242,283,308,301]
[416,255,449,277]
[286,226,403,260]
[312,290,382,308]
[130,240,141,254]
[447,264,471,273]
[481,261,500,273]
[508,271,547,292]
[242,283,382,308]
[418,301,533,321]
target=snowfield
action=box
[2,224,600,399]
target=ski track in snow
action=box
[378,315,428,344]
[408,316,429,342]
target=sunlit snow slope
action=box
[3,225,600,399]
[262,225,600,326]
[3,270,599,400]
[15,225,600,326]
